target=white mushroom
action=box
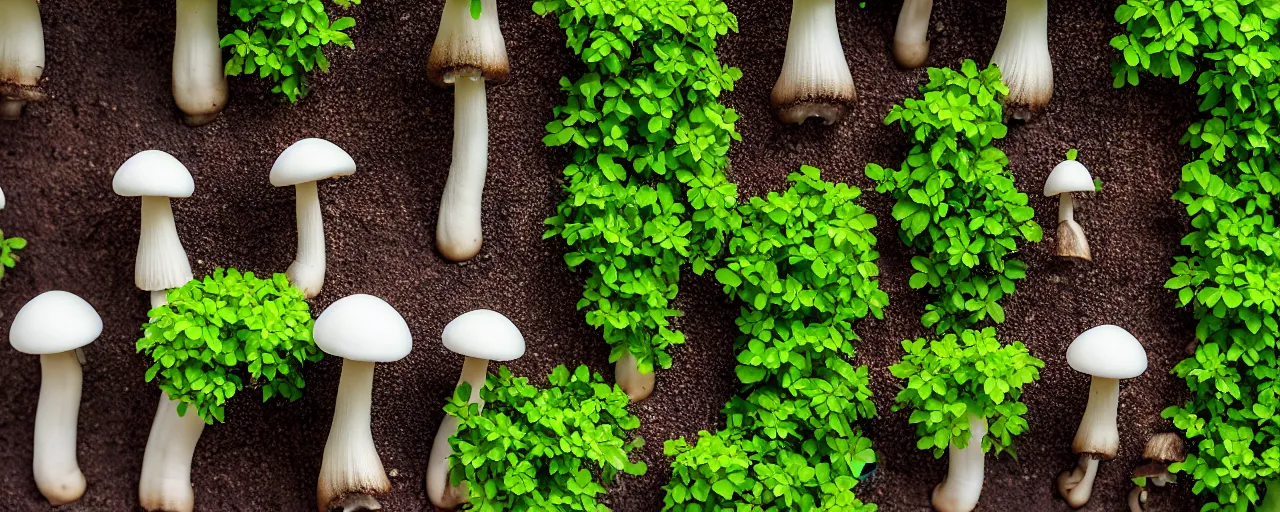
[1058,325,1148,508]
[1043,160,1095,261]
[0,0,46,120]
[138,394,206,512]
[9,291,103,506]
[1,185,7,210]
[772,0,856,124]
[931,414,987,512]
[172,0,228,126]
[113,150,197,309]
[893,0,934,69]
[615,351,655,403]
[270,138,357,299]
[990,0,1052,119]
[428,0,510,262]
[314,294,412,512]
[426,309,525,509]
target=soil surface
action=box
[0,0,1204,511]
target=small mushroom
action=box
[1058,325,1148,508]
[990,0,1052,119]
[113,150,197,309]
[172,0,228,125]
[314,294,412,512]
[1043,160,1094,261]
[1128,433,1185,512]
[270,138,357,299]
[428,0,510,262]
[772,0,856,124]
[893,0,934,69]
[9,291,103,505]
[0,0,47,120]
[426,309,525,509]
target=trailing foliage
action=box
[663,168,884,511]
[538,0,742,375]
[889,327,1043,458]
[221,0,360,102]
[445,365,646,511]
[136,268,321,423]
[864,60,1041,334]
[1112,1,1280,509]
[0,229,26,281]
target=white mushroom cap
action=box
[0,185,6,209]
[442,309,525,361]
[1044,160,1094,197]
[269,138,357,187]
[113,151,196,198]
[314,294,412,363]
[1066,325,1148,379]
[9,291,103,355]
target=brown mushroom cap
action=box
[427,0,510,87]
[1132,462,1169,479]
[1143,433,1185,463]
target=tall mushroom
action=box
[138,394,206,512]
[113,150,197,309]
[893,0,934,69]
[428,0,510,262]
[270,138,357,299]
[772,0,856,125]
[1043,160,1094,261]
[990,0,1052,119]
[173,0,228,126]
[932,413,987,512]
[9,290,103,506]
[0,0,46,120]
[426,309,525,508]
[314,294,412,512]
[1058,325,1148,508]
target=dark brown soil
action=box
[0,0,1203,511]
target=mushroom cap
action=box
[0,185,6,209]
[9,291,103,355]
[1044,160,1094,197]
[314,294,413,363]
[1132,462,1171,479]
[269,138,357,187]
[113,150,196,198]
[442,309,525,362]
[1066,324,1148,379]
[1143,433,1186,462]
[426,0,510,86]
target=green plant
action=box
[445,364,646,511]
[663,167,884,511]
[1112,1,1280,509]
[890,327,1043,458]
[136,268,321,423]
[220,0,360,102]
[864,60,1041,334]
[0,229,26,280]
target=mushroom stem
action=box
[437,76,488,262]
[33,350,86,505]
[772,0,856,125]
[318,359,389,512]
[1057,454,1099,508]
[1058,193,1075,223]
[990,0,1052,119]
[151,290,170,309]
[893,0,933,69]
[139,392,205,512]
[931,414,986,512]
[615,351,655,403]
[427,355,488,508]
[0,0,45,121]
[1262,479,1280,512]
[137,196,194,292]
[173,0,227,126]
[287,180,326,299]
[1128,486,1146,512]
[1072,376,1120,457]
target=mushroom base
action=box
[931,415,987,512]
[1057,454,1099,508]
[775,101,852,126]
[615,351,655,403]
[139,392,206,512]
[893,41,930,70]
[1055,219,1092,261]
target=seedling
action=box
[0,0,46,120]
[0,228,27,281]
[220,0,360,102]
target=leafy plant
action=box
[1112,1,1280,509]
[0,229,26,280]
[864,60,1041,334]
[221,0,360,102]
[136,268,322,423]
[889,327,1043,458]
[538,0,742,377]
[445,364,646,511]
[663,167,884,511]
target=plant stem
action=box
[34,350,85,505]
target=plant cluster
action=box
[0,229,26,280]
[445,365,646,511]
[220,0,360,102]
[663,167,886,511]
[864,60,1041,334]
[136,268,322,423]
[538,0,742,376]
[1112,1,1280,508]
[889,327,1043,458]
